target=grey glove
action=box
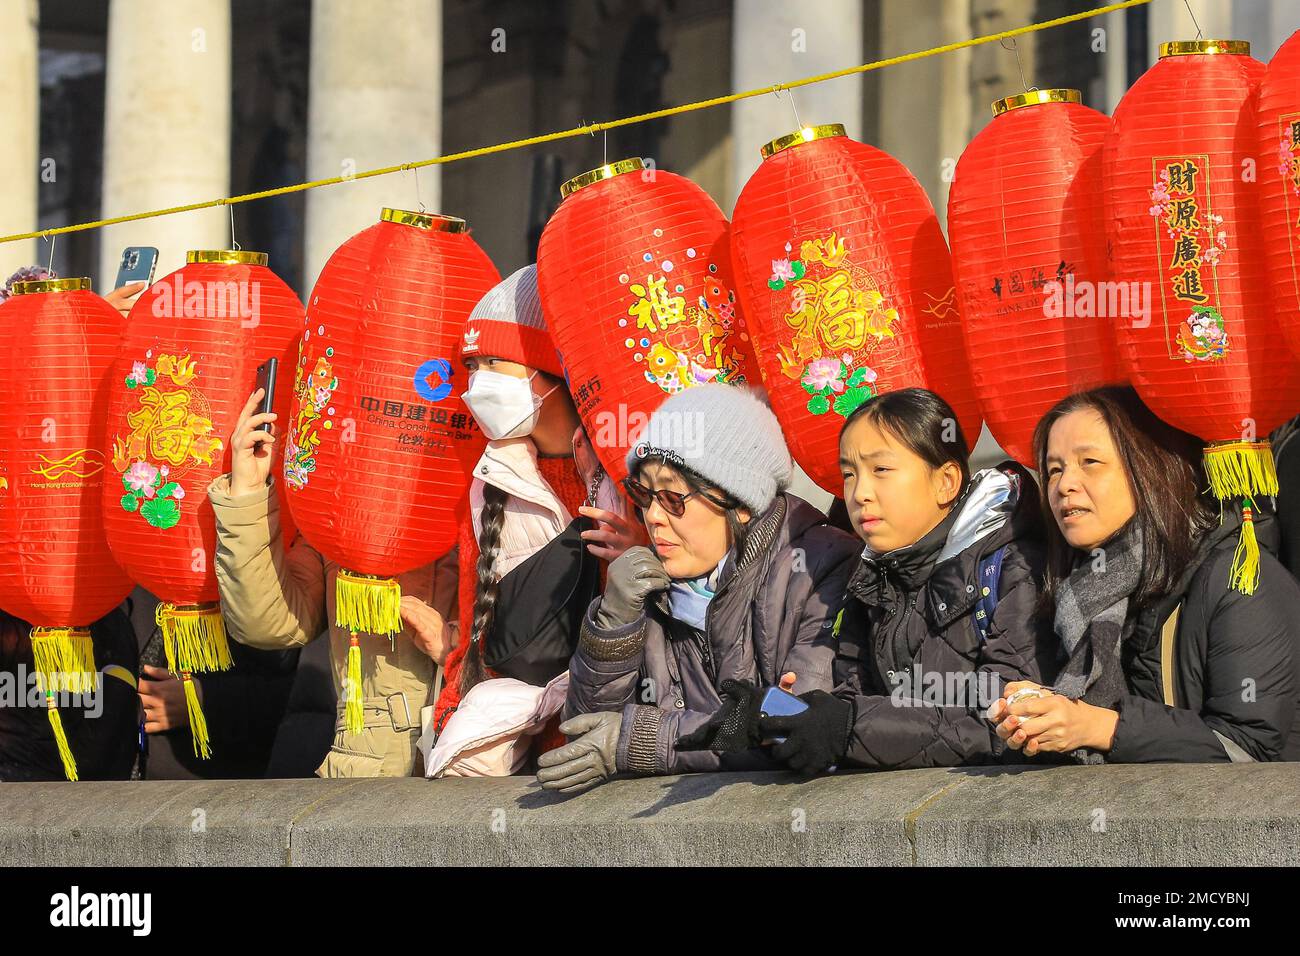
[591,545,670,631]
[536,711,622,793]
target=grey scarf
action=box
[1051,524,1144,761]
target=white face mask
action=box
[462,368,557,441]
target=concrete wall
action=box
[3,764,1298,866]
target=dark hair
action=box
[839,387,971,488]
[1032,385,1215,608]
[460,482,509,695]
[631,456,751,560]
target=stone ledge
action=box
[2,763,1297,866]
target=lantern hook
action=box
[1182,0,1204,40]
[581,118,607,166]
[772,84,805,132]
[228,202,241,251]
[405,166,426,214]
[43,233,56,275]
[998,37,1037,94]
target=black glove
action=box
[592,546,671,631]
[759,690,854,775]
[675,679,765,753]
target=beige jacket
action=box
[207,474,458,778]
[468,437,625,578]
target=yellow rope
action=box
[0,0,1151,246]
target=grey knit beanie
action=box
[626,384,793,514]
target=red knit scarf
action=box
[434,455,589,756]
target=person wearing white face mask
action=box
[425,264,645,777]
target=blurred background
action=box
[2,0,1298,486]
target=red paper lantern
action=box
[1105,39,1300,592]
[0,277,136,779]
[102,250,304,753]
[537,158,760,484]
[1257,29,1300,360]
[285,209,496,730]
[949,90,1117,467]
[730,124,982,492]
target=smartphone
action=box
[254,358,278,453]
[115,246,158,290]
[758,686,808,745]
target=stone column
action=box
[99,0,232,285]
[730,0,864,509]
[0,0,40,273]
[729,0,864,214]
[1147,0,1234,65]
[1099,7,1129,114]
[304,0,442,295]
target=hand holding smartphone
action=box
[253,358,278,454]
[758,685,808,745]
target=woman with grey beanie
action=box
[537,384,860,791]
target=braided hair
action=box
[459,482,509,695]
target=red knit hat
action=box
[459,264,564,377]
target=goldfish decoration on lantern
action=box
[537,158,759,482]
[284,209,498,735]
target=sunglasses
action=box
[622,476,729,518]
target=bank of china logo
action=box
[463,327,481,352]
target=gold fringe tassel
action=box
[181,672,212,759]
[345,633,364,736]
[335,571,402,637]
[30,627,97,695]
[1205,441,1279,500]
[1229,505,1263,595]
[45,693,78,782]
[155,602,233,674]
[1204,442,1277,596]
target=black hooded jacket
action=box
[1107,506,1300,763]
[832,462,1058,769]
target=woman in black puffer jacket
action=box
[759,388,1059,774]
[991,386,1300,763]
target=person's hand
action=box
[578,505,647,561]
[536,711,621,793]
[987,680,1044,727]
[400,595,453,664]
[990,682,1118,755]
[572,426,649,561]
[103,281,146,317]
[139,665,199,734]
[676,679,766,753]
[760,690,854,775]
[229,388,278,497]
[591,546,671,630]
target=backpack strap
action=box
[972,546,1008,644]
[1159,602,1182,708]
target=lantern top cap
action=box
[560,158,647,199]
[379,209,468,232]
[186,249,269,266]
[991,88,1081,117]
[10,277,92,295]
[760,124,846,160]
[1158,39,1250,57]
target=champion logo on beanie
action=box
[626,383,794,514]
